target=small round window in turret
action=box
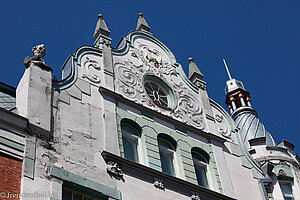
[143,75,177,110]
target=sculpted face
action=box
[32,44,46,58]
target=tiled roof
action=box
[0,82,17,113]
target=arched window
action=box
[158,134,177,176]
[279,182,295,200]
[192,148,210,188]
[121,119,142,163]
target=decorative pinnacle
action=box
[223,59,232,80]
[93,13,110,38]
[188,57,204,79]
[136,13,151,32]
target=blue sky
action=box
[0,0,299,154]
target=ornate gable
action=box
[112,31,205,130]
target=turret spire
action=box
[136,13,151,32]
[223,59,232,80]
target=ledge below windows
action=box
[101,151,235,200]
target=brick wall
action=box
[0,153,22,200]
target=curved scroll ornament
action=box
[114,41,204,129]
[215,114,231,138]
[81,57,101,83]
[115,60,144,101]
[173,86,204,130]
[114,42,177,104]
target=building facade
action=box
[0,13,299,200]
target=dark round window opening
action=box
[143,75,177,110]
[145,81,169,108]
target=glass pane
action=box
[280,183,294,200]
[62,190,72,200]
[159,149,175,176]
[158,138,174,150]
[195,163,209,188]
[144,81,169,108]
[123,136,138,162]
[122,124,139,136]
[62,57,72,79]
[192,152,208,163]
[73,193,83,200]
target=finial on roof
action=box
[188,57,206,90]
[188,57,204,79]
[93,14,110,38]
[223,59,232,80]
[136,13,151,32]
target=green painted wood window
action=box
[121,120,142,163]
[62,188,106,200]
[192,148,210,189]
[158,135,177,176]
[279,182,295,200]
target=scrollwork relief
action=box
[114,41,205,130]
[215,114,231,138]
[153,177,164,190]
[171,82,204,129]
[191,190,201,200]
[174,90,204,129]
[106,161,123,178]
[277,169,287,177]
[81,56,101,83]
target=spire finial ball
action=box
[138,13,143,17]
[98,14,103,18]
[188,57,194,62]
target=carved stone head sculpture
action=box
[32,44,46,58]
[24,44,52,71]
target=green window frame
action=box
[279,182,295,200]
[157,134,178,177]
[62,188,106,200]
[120,119,143,164]
[192,148,211,189]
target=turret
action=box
[223,59,275,149]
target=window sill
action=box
[101,150,235,200]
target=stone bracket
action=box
[106,161,123,178]
[153,177,164,190]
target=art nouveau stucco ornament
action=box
[114,39,205,130]
[190,190,201,200]
[106,161,123,177]
[215,114,231,138]
[153,177,164,190]
[24,44,52,71]
[81,56,101,83]
[277,169,287,177]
